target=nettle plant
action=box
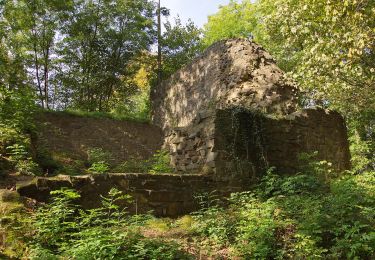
[7,143,41,176]
[114,150,173,174]
[86,148,111,174]
[30,188,190,259]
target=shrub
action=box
[88,161,110,174]
[6,144,42,176]
[114,156,149,173]
[0,87,41,176]
[188,162,375,259]
[86,147,112,165]
[29,188,191,259]
[114,150,173,174]
[148,150,173,174]
[15,159,42,176]
[191,191,236,247]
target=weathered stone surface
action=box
[35,112,164,166]
[152,38,299,132]
[213,108,351,182]
[17,173,241,217]
[152,38,351,181]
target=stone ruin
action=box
[151,38,350,184]
[18,39,351,216]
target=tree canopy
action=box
[0,0,201,113]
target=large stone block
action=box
[151,38,299,132]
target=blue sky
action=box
[161,0,231,29]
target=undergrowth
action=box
[188,167,375,259]
[3,188,191,259]
[2,167,375,258]
[114,150,173,174]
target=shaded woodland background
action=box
[0,0,374,259]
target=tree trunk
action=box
[157,0,162,84]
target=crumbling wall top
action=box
[151,38,299,132]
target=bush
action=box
[7,144,42,176]
[86,147,112,165]
[88,161,110,174]
[189,164,375,259]
[28,188,191,259]
[0,87,40,176]
[114,156,149,173]
[148,150,173,174]
[15,159,42,176]
[114,150,173,174]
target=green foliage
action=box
[0,86,40,175]
[28,187,190,259]
[58,0,155,112]
[349,128,373,173]
[148,150,173,174]
[6,143,42,176]
[86,148,111,174]
[6,144,28,161]
[115,150,173,174]
[204,0,375,114]
[1,0,157,112]
[48,108,151,124]
[0,87,37,131]
[88,161,110,175]
[114,156,149,173]
[86,147,112,165]
[231,193,279,258]
[189,162,375,258]
[14,159,42,176]
[257,167,324,198]
[33,188,81,250]
[161,16,203,78]
[203,0,259,47]
[192,205,235,247]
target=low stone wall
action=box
[17,173,243,217]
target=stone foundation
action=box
[17,173,243,217]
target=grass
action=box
[42,109,151,124]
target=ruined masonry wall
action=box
[17,173,242,217]
[214,108,351,182]
[152,39,351,179]
[151,39,299,132]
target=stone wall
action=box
[17,173,242,217]
[151,39,299,132]
[35,112,163,166]
[213,108,351,182]
[152,38,351,181]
